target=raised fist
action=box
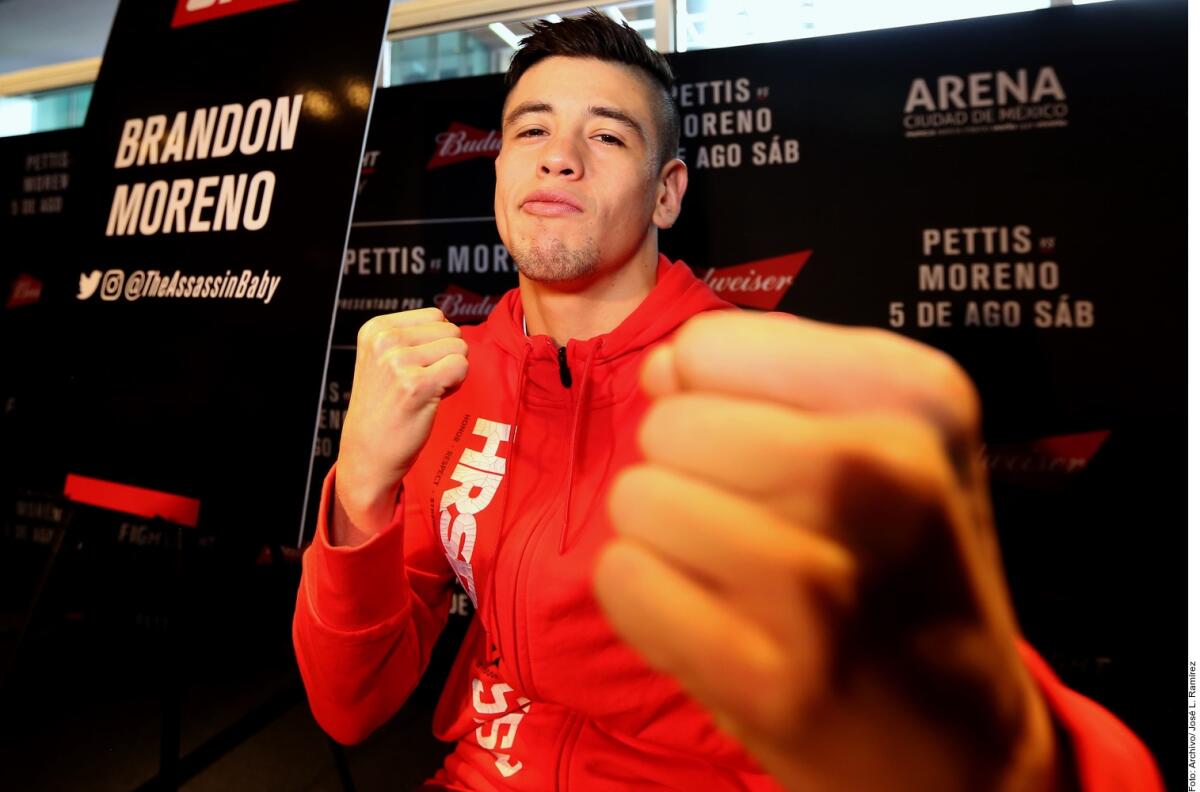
[333,308,468,545]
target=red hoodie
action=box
[294,256,1163,791]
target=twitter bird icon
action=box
[77,270,101,300]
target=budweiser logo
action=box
[699,251,811,310]
[5,273,43,309]
[428,123,502,170]
[171,0,298,28]
[434,285,501,323]
[982,429,1110,490]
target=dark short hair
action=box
[504,9,680,168]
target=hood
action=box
[472,254,734,566]
[483,254,734,368]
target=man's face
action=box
[495,56,665,284]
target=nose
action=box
[538,133,583,179]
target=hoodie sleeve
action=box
[293,464,454,744]
[1016,641,1163,792]
[696,640,1164,789]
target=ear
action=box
[652,158,688,230]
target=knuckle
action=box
[417,307,444,322]
[370,329,396,358]
[385,347,414,372]
[392,325,417,348]
[864,326,982,443]
[636,398,676,456]
[674,311,726,356]
[607,464,656,525]
[356,317,377,346]
[930,351,982,435]
[395,368,425,400]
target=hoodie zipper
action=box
[556,346,572,388]
[504,340,579,698]
[499,340,567,698]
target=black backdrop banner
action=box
[43,0,393,547]
[301,0,1182,771]
[0,0,1181,777]
[304,72,515,545]
[1,128,77,496]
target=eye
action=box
[593,133,624,146]
[516,128,547,139]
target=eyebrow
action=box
[588,105,646,141]
[504,101,552,129]
[502,100,647,142]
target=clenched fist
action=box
[333,307,468,547]
[594,311,1060,792]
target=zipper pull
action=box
[557,346,572,388]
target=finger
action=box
[388,321,463,347]
[361,321,461,357]
[383,336,469,368]
[644,312,980,457]
[637,392,955,563]
[594,539,827,737]
[357,309,447,350]
[607,463,855,632]
[376,353,468,406]
[641,343,681,396]
[364,306,448,330]
[422,352,469,393]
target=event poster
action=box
[44,0,393,550]
[1,128,77,498]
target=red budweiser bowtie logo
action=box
[427,123,502,170]
[434,285,501,323]
[982,429,1110,490]
[5,273,43,309]
[171,0,298,29]
[698,251,811,310]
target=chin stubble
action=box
[511,236,601,283]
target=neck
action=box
[520,236,659,347]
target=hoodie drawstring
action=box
[558,341,600,554]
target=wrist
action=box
[331,458,404,547]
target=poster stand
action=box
[125,521,336,792]
[0,494,70,690]
[327,737,358,792]
[0,490,355,790]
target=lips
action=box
[520,189,584,217]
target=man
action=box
[294,12,1161,791]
